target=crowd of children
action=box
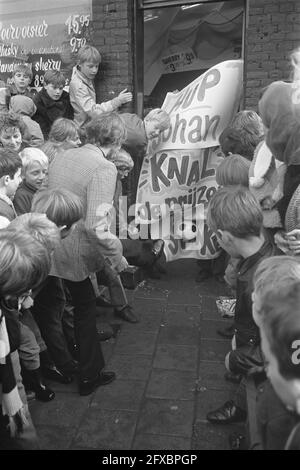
[0,45,170,449]
[1,41,300,450]
[203,48,300,450]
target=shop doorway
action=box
[135,0,246,115]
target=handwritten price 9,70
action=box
[70,36,87,52]
[65,14,90,35]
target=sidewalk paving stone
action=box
[37,425,77,450]
[201,318,233,339]
[106,354,153,381]
[72,409,138,450]
[157,325,200,346]
[122,311,164,333]
[197,361,237,391]
[30,394,91,427]
[91,379,146,411]
[146,369,197,401]
[153,344,198,371]
[192,422,244,450]
[113,330,158,355]
[137,399,194,438]
[162,305,201,327]
[133,434,191,450]
[200,338,230,362]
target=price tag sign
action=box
[0,0,94,90]
[161,49,196,74]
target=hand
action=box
[261,196,273,210]
[274,230,290,253]
[117,88,132,105]
[286,229,300,255]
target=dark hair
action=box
[43,70,66,87]
[0,110,27,137]
[31,188,83,229]
[262,282,300,380]
[86,112,126,147]
[219,126,262,161]
[0,229,50,297]
[207,185,263,238]
[0,148,22,178]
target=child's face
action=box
[215,229,240,258]
[13,72,31,92]
[44,83,64,101]
[260,326,300,411]
[117,166,130,180]
[145,121,161,140]
[0,127,22,151]
[80,61,99,80]
[66,132,81,148]
[6,168,22,197]
[24,161,48,191]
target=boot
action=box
[22,367,55,402]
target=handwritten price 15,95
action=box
[65,14,90,35]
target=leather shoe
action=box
[115,305,139,323]
[42,364,73,384]
[217,324,235,339]
[206,400,247,424]
[79,371,116,396]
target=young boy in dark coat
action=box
[33,70,73,139]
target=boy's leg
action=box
[31,276,75,373]
[64,277,105,382]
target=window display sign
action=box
[0,0,93,89]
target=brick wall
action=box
[245,0,300,109]
[92,0,134,112]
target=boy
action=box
[9,95,44,147]
[6,64,35,108]
[69,45,132,130]
[0,229,51,449]
[252,256,300,449]
[0,111,26,152]
[33,70,74,138]
[31,188,117,396]
[0,148,22,228]
[14,147,48,215]
[205,186,280,424]
[122,108,171,162]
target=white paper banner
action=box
[136,60,243,262]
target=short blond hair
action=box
[19,147,48,174]
[77,45,101,65]
[0,229,50,296]
[144,108,170,132]
[8,213,60,253]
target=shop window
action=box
[136,0,245,113]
